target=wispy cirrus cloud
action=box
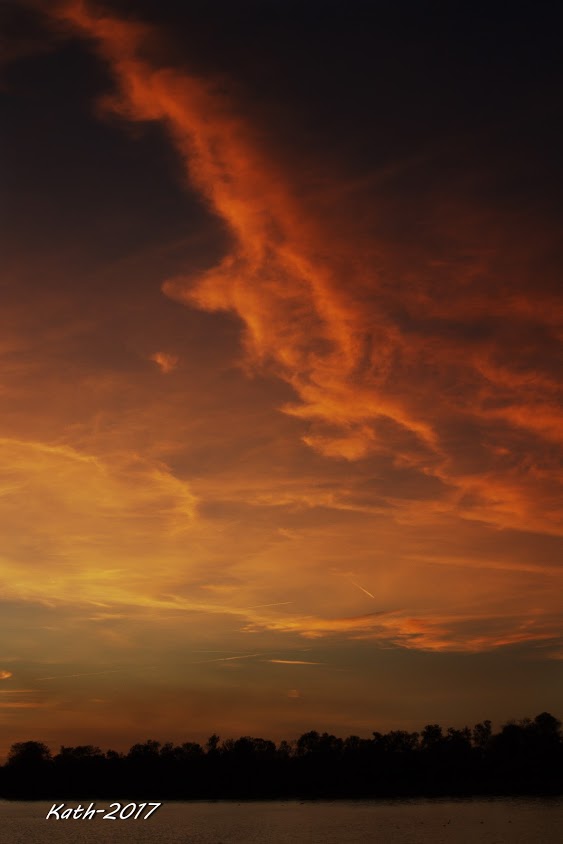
[0,437,197,607]
[243,606,563,657]
[45,0,563,542]
[0,0,561,760]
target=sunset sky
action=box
[1,0,562,758]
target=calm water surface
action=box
[1,797,561,843]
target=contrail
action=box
[36,669,124,681]
[191,649,254,654]
[263,659,324,665]
[0,689,36,694]
[36,666,156,681]
[351,581,375,599]
[192,653,263,664]
[244,601,293,609]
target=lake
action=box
[1,797,562,843]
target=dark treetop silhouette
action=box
[1,712,561,799]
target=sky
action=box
[0,0,562,758]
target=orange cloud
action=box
[2,1,562,758]
[46,0,562,541]
[150,351,179,373]
[243,606,563,656]
[48,1,427,456]
[26,2,560,686]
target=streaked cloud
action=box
[0,437,197,607]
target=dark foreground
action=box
[1,712,561,800]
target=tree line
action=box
[1,711,561,799]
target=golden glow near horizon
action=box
[0,0,561,757]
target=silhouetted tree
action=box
[5,741,53,798]
[205,733,220,754]
[472,720,492,750]
[421,723,443,750]
[1,712,561,799]
[7,741,52,766]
